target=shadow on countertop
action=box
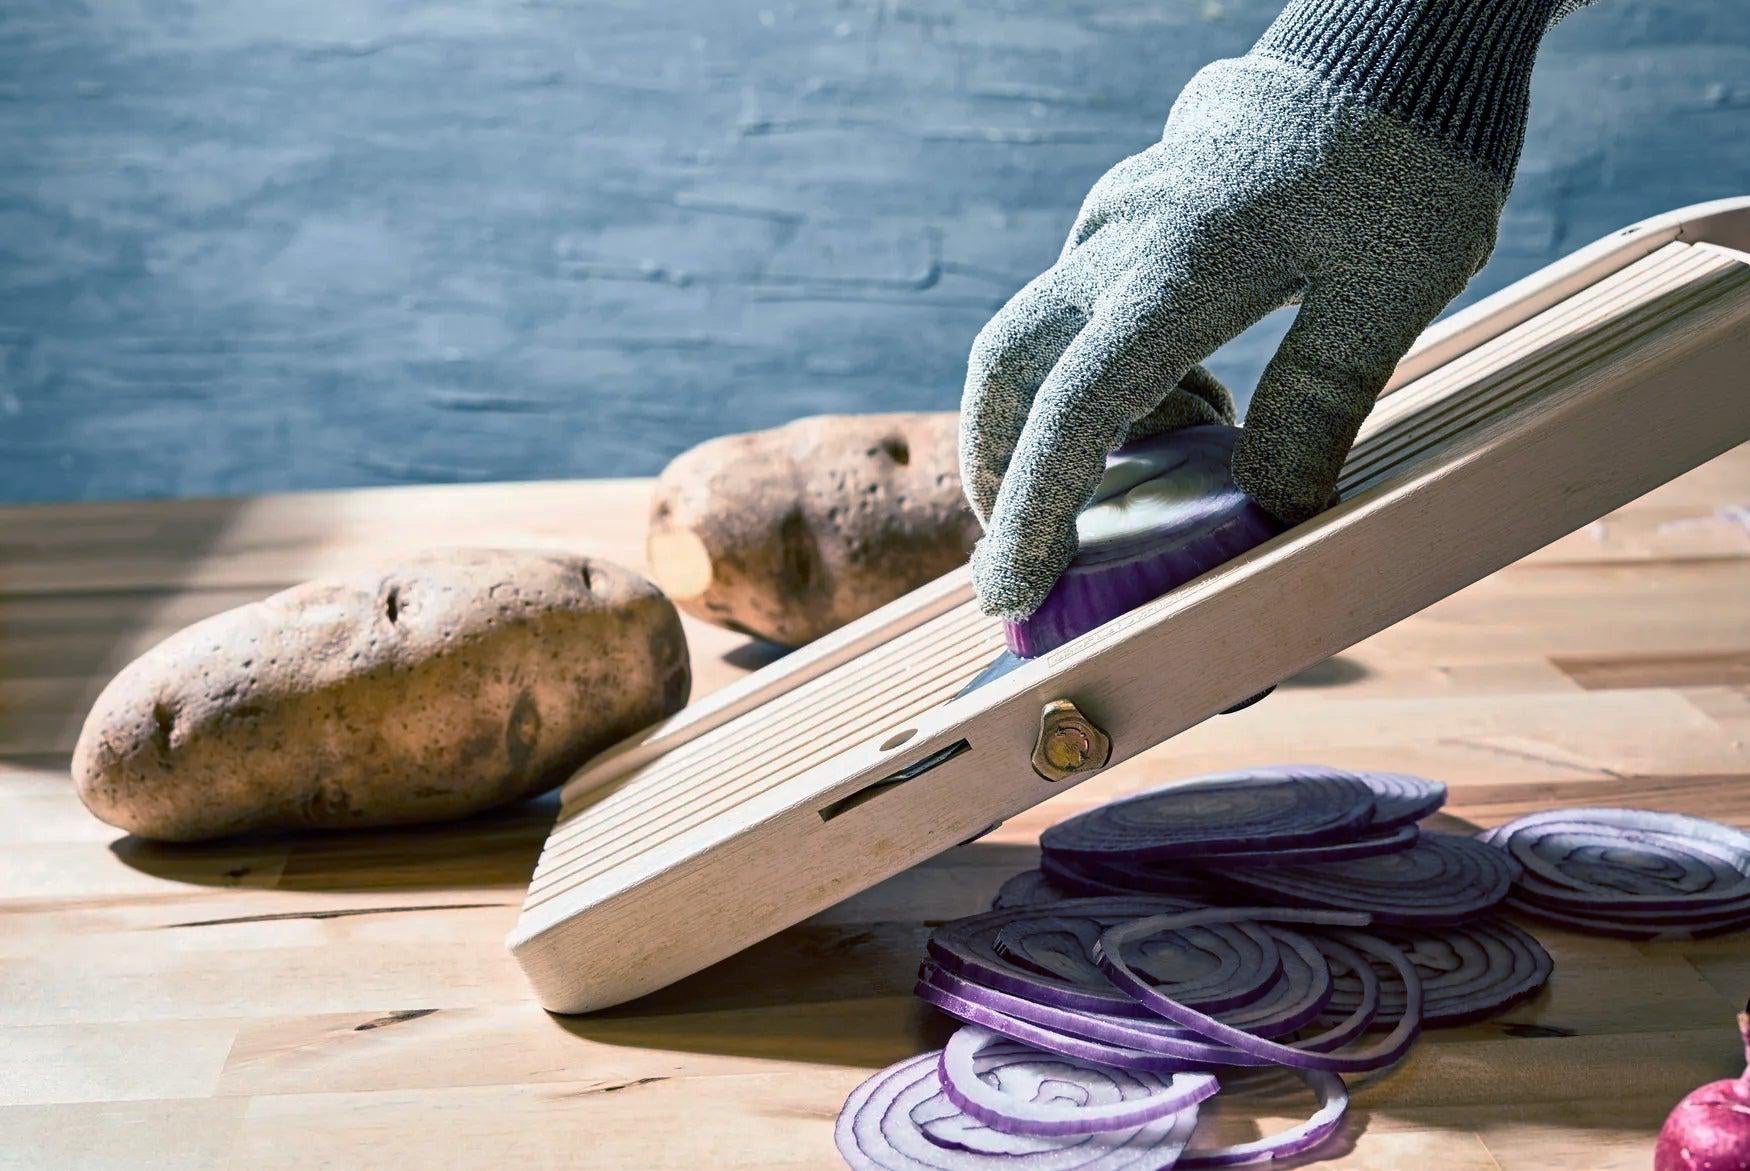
[109,789,559,892]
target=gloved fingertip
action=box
[969,535,1061,622]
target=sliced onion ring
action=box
[1479,808,1750,938]
[915,975,1218,1072]
[1043,853,1217,899]
[1504,896,1750,941]
[927,897,1205,1019]
[991,870,1071,910]
[1110,825,1419,874]
[1202,832,1517,926]
[937,1026,1219,1137]
[1483,808,1750,909]
[1095,908,1424,1073]
[1178,1069,1350,1167]
[1355,771,1447,830]
[1323,917,1552,1027]
[835,1049,1199,1170]
[1042,767,1378,863]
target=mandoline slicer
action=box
[510,199,1750,1013]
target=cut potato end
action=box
[648,528,715,600]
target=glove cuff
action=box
[1252,0,1563,181]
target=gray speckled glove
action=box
[961,0,1591,621]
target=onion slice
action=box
[936,1026,1219,1137]
[991,870,1072,910]
[1479,808,1750,938]
[918,926,1378,1068]
[1202,832,1518,926]
[835,1049,1200,1170]
[927,897,1202,1018]
[1322,917,1552,1027]
[1042,767,1378,863]
[1095,908,1425,1074]
[914,974,1223,1072]
[1041,853,1215,900]
[1503,896,1750,941]
[1355,771,1447,831]
[1177,1069,1350,1167]
[1003,425,1286,658]
[1104,825,1419,875]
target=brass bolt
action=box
[1031,699,1112,782]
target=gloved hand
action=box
[960,0,1589,621]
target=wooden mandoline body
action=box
[510,199,1750,1014]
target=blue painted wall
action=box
[2,0,1746,504]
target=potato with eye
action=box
[72,549,690,842]
[647,412,980,647]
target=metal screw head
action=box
[1032,699,1112,782]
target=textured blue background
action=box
[3,0,1746,503]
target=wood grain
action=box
[2,433,1746,1167]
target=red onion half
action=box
[1002,425,1285,658]
[1654,1001,1750,1171]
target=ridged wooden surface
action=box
[2,448,1747,1168]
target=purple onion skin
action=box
[1003,426,1286,658]
[1654,1003,1750,1171]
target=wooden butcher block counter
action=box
[2,448,1747,1170]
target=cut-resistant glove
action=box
[960,0,1596,621]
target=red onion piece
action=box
[1002,425,1286,658]
[1201,832,1518,926]
[1041,853,1216,900]
[835,1049,1199,1171]
[927,897,1204,1018]
[917,962,1234,1065]
[939,901,1342,1029]
[989,911,1288,1018]
[919,923,1382,1067]
[1321,918,1552,1027]
[1479,808,1750,939]
[1502,896,1750,941]
[1177,1069,1349,1167]
[914,974,1223,1072]
[991,870,1073,910]
[1353,771,1447,831]
[1041,767,1378,864]
[1100,825,1419,877]
[937,1026,1219,1137]
[1095,908,1425,1074]
[1654,1001,1750,1171]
